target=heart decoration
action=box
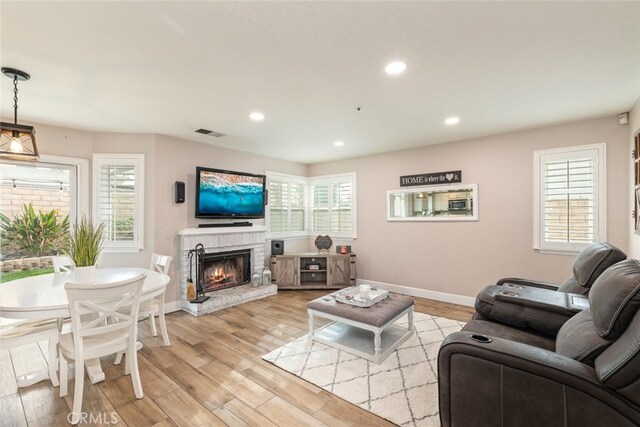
[446,173,454,181]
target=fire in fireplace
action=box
[199,249,251,293]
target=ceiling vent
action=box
[195,128,226,138]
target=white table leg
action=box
[86,359,105,384]
[408,307,414,331]
[374,330,382,363]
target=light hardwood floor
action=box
[0,290,474,426]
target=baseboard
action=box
[356,278,475,307]
[164,300,183,314]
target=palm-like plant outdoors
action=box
[0,203,70,257]
[65,216,105,267]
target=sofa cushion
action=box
[556,309,612,366]
[589,259,640,339]
[560,242,626,291]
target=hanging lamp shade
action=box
[1,67,39,161]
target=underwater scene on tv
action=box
[199,171,264,216]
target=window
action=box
[533,144,605,253]
[310,173,356,238]
[266,171,357,239]
[267,172,307,237]
[93,154,144,252]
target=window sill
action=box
[533,247,581,256]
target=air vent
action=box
[195,128,226,138]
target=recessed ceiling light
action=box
[385,61,407,75]
[334,141,345,147]
[445,116,460,125]
[249,112,265,121]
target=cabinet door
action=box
[272,256,298,287]
[328,257,351,287]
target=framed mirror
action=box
[387,183,478,222]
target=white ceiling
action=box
[1,1,639,164]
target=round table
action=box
[0,267,170,319]
[0,267,170,385]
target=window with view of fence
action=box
[544,159,594,243]
[534,144,604,252]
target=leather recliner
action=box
[474,241,626,336]
[497,241,626,294]
[438,259,640,427]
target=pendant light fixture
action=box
[1,67,39,160]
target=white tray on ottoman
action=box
[306,291,414,364]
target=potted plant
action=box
[65,216,105,282]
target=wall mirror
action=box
[387,183,478,222]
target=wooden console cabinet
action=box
[271,252,356,290]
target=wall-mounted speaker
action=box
[175,181,185,204]
[271,240,284,255]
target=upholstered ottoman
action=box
[307,291,414,363]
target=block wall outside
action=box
[0,187,70,218]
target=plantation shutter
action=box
[310,182,330,232]
[331,179,353,233]
[93,154,144,251]
[310,173,356,238]
[543,158,594,244]
[534,144,603,252]
[268,174,306,235]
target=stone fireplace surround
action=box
[178,225,277,316]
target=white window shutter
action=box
[534,144,604,253]
[93,154,144,252]
[267,173,307,236]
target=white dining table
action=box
[0,267,170,386]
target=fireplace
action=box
[199,249,251,292]
[179,226,276,316]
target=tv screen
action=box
[195,167,266,219]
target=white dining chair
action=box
[51,255,73,272]
[59,274,146,425]
[0,317,60,387]
[143,253,171,346]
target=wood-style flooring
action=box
[0,290,474,426]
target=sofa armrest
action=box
[496,277,560,291]
[438,332,640,427]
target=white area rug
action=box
[262,313,465,427]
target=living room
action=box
[1,1,639,426]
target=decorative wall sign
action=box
[400,170,462,187]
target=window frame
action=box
[266,171,357,240]
[92,153,144,253]
[533,143,606,254]
[308,172,357,239]
[266,171,309,239]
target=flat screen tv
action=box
[195,167,266,219]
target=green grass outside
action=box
[0,267,54,283]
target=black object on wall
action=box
[175,181,185,204]
[271,240,284,255]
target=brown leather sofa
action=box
[438,259,640,426]
[474,242,626,336]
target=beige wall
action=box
[309,116,630,299]
[28,124,308,303]
[13,114,632,304]
[152,134,308,303]
[630,98,640,258]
